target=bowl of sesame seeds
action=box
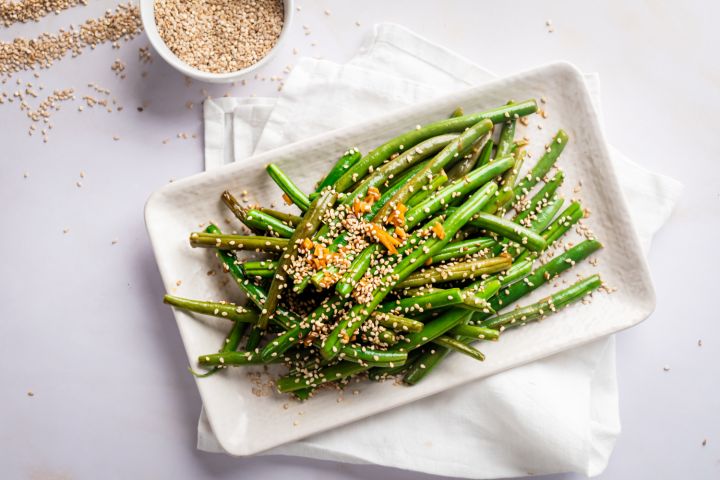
[140,0,293,83]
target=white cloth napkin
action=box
[200,23,683,478]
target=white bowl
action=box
[140,0,294,83]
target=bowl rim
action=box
[140,0,294,83]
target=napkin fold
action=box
[201,23,682,478]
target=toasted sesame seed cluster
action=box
[0,3,142,76]
[154,0,284,73]
[0,0,89,26]
[165,98,610,401]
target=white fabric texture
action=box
[200,23,683,478]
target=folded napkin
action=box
[200,23,682,478]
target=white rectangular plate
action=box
[145,62,654,455]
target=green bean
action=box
[360,309,469,386]
[404,246,544,385]
[468,212,547,252]
[497,258,534,286]
[375,119,494,224]
[309,235,496,290]
[432,335,485,362]
[244,326,263,351]
[346,135,457,208]
[321,183,498,360]
[513,129,569,201]
[207,225,301,331]
[379,329,398,345]
[340,345,407,366]
[404,155,515,229]
[244,209,295,238]
[505,197,564,258]
[334,100,538,193]
[243,270,273,279]
[446,135,489,181]
[221,190,263,235]
[329,211,443,298]
[260,295,344,361]
[266,164,311,212]
[391,307,472,353]
[540,201,584,245]
[459,282,501,312]
[403,345,450,385]
[277,361,368,393]
[259,189,338,328]
[476,138,494,168]
[481,275,602,330]
[400,273,509,384]
[393,184,499,281]
[514,201,583,262]
[449,324,500,341]
[372,312,424,333]
[198,351,283,366]
[306,162,431,291]
[258,208,302,227]
[189,233,288,252]
[530,196,565,231]
[292,388,314,401]
[335,246,376,297]
[426,237,497,265]
[495,115,517,159]
[189,317,248,378]
[513,170,564,223]
[394,256,513,289]
[484,150,526,213]
[317,148,361,192]
[370,347,431,381]
[406,169,448,208]
[242,259,278,271]
[378,288,464,315]
[242,258,276,276]
[478,239,603,321]
[450,106,464,118]
[163,295,256,323]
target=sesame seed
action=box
[154,0,284,74]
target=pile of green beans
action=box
[165,99,606,398]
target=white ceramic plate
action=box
[145,62,654,455]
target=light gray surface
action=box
[0,1,717,479]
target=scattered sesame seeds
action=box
[662,365,670,372]
[138,45,153,64]
[110,59,126,76]
[0,3,142,76]
[27,390,34,397]
[1,0,89,27]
